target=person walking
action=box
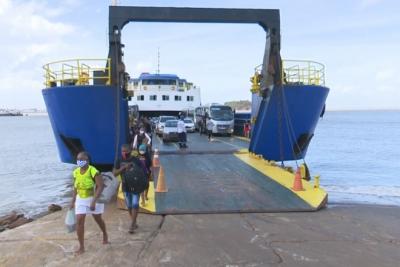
[132,127,151,151]
[70,151,109,255]
[244,120,251,138]
[138,144,151,205]
[177,116,187,148]
[113,144,147,234]
[206,118,214,141]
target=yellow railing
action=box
[43,58,111,88]
[282,60,325,86]
[250,60,325,91]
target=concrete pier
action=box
[1,204,399,267]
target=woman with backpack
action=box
[113,144,148,234]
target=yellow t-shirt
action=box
[73,165,99,198]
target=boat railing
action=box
[43,59,111,88]
[251,59,325,89]
[282,60,325,86]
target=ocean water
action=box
[306,110,400,206]
[0,116,72,218]
[0,111,399,217]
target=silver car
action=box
[156,116,177,136]
[162,120,179,142]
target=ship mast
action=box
[157,47,160,74]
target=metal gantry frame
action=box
[107,6,282,93]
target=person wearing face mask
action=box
[132,127,151,151]
[113,144,147,234]
[137,144,150,206]
[70,151,109,255]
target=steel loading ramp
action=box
[122,134,327,215]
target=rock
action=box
[48,204,62,213]
[8,217,33,229]
[0,212,23,226]
[0,225,5,232]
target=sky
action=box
[0,0,399,110]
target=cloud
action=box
[0,0,80,108]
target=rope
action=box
[113,32,121,167]
[281,85,308,168]
[276,84,285,167]
[272,53,285,167]
[280,86,299,168]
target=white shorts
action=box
[75,196,104,215]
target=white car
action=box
[156,116,177,136]
[183,118,195,133]
[162,120,179,142]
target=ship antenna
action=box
[157,47,160,74]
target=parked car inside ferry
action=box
[162,119,179,143]
[184,118,195,132]
[156,115,177,136]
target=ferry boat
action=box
[0,110,23,116]
[128,73,201,117]
[41,5,329,213]
[41,5,329,167]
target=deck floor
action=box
[150,133,312,214]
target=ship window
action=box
[179,81,184,87]
[162,95,169,101]
[150,95,157,101]
[137,95,144,101]
[142,79,177,85]
[175,95,182,101]
[187,96,194,101]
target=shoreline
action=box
[1,202,399,266]
[1,201,399,234]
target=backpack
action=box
[122,159,148,194]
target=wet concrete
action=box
[1,203,399,267]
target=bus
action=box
[194,104,234,135]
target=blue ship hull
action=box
[42,85,129,167]
[42,84,328,167]
[250,84,329,161]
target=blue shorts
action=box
[124,192,140,209]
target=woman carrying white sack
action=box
[70,151,109,255]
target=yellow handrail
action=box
[282,59,325,86]
[250,59,325,93]
[43,58,111,88]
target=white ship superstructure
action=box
[128,73,201,115]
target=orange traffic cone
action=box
[155,166,168,193]
[152,149,160,167]
[292,168,304,191]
